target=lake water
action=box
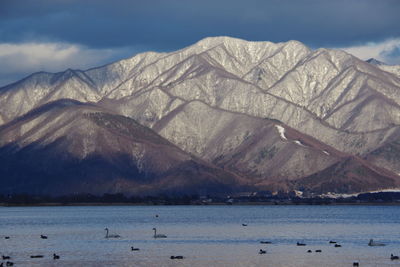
[1,205,400,266]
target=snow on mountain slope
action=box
[378,65,400,79]
[153,101,337,182]
[2,36,400,194]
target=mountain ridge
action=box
[0,99,246,195]
[1,36,400,195]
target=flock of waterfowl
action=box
[2,219,399,266]
[259,237,397,266]
[100,221,400,266]
[272,237,398,267]
[1,235,60,266]
[1,225,178,266]
[103,227,184,260]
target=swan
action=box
[53,253,60,259]
[152,228,167,238]
[131,246,140,251]
[30,255,44,258]
[40,235,48,239]
[104,228,121,238]
[391,254,399,260]
[6,262,13,267]
[296,242,306,246]
[315,250,322,253]
[334,244,342,247]
[353,262,359,267]
[2,256,10,260]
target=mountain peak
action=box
[195,36,309,50]
[196,36,259,46]
[366,58,386,65]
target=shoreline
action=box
[2,201,400,207]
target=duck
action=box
[4,236,10,240]
[334,244,342,247]
[307,250,312,253]
[131,246,140,251]
[353,262,359,267]
[391,254,399,260]
[315,250,322,253]
[6,262,13,267]
[40,235,48,239]
[104,228,121,238]
[259,249,267,254]
[242,223,248,226]
[53,253,60,259]
[329,240,336,244]
[2,256,10,260]
[170,256,184,259]
[260,241,272,244]
[30,255,44,258]
[297,242,306,246]
[152,228,167,238]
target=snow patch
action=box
[294,190,303,197]
[294,140,306,147]
[275,125,287,140]
[320,187,400,199]
[369,188,400,194]
[320,192,358,199]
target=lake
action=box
[1,205,400,266]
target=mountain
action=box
[0,99,244,196]
[1,36,400,196]
[366,58,386,65]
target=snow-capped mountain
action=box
[1,36,400,195]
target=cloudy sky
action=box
[0,0,399,86]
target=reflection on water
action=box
[1,205,400,266]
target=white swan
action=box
[368,239,385,246]
[152,228,167,238]
[104,228,121,238]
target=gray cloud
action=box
[339,38,400,65]
[1,0,399,50]
[380,45,400,65]
[0,42,134,87]
[0,0,399,86]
